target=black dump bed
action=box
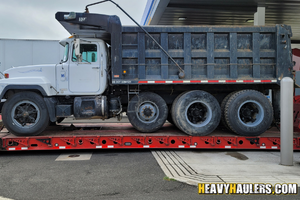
[56,12,293,85]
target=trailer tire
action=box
[127,92,168,132]
[172,90,221,136]
[224,90,273,136]
[220,91,238,131]
[2,91,49,136]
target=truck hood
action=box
[0,64,58,96]
[4,64,56,79]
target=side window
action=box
[72,44,98,62]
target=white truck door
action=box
[56,42,70,94]
[69,42,100,93]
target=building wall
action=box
[0,39,64,72]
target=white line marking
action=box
[0,196,14,200]
[271,146,278,149]
[165,81,172,83]
[260,146,266,149]
[143,145,149,148]
[190,145,196,148]
[96,146,102,148]
[21,147,28,150]
[8,148,15,151]
[59,146,66,149]
[225,146,231,148]
[107,145,114,148]
[178,145,185,148]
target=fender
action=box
[0,85,47,99]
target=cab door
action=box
[69,42,100,93]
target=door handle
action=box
[92,67,100,69]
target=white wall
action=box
[0,39,64,71]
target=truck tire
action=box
[171,90,221,136]
[171,91,190,129]
[2,91,49,136]
[220,91,237,131]
[224,90,273,136]
[127,92,168,132]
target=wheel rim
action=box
[11,100,41,128]
[136,101,159,123]
[238,100,264,127]
[185,101,212,127]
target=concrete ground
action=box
[152,150,300,186]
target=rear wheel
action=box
[224,90,273,136]
[2,91,49,136]
[171,91,190,129]
[220,91,237,131]
[171,90,221,136]
[127,92,168,132]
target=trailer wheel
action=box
[127,92,168,132]
[2,91,49,136]
[172,90,221,136]
[224,90,273,136]
[220,91,237,131]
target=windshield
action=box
[62,43,69,62]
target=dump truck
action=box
[0,4,293,137]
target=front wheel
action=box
[2,92,49,136]
[127,92,168,132]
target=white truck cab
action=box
[0,36,114,136]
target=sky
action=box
[0,0,148,40]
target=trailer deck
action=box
[1,123,300,151]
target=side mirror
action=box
[74,39,82,62]
[74,39,81,56]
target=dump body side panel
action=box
[112,25,293,84]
